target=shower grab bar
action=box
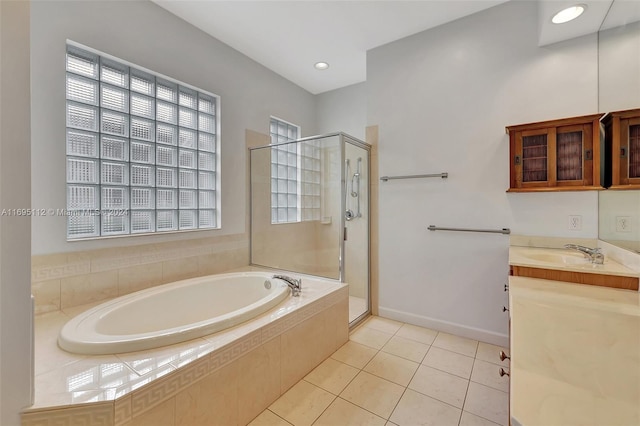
[380,173,448,182]
[428,225,511,235]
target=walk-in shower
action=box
[250,132,370,324]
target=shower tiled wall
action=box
[31,233,249,314]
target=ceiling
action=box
[153,0,639,95]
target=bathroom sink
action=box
[520,250,590,265]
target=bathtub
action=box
[58,272,292,355]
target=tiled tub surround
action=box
[23,276,348,425]
[32,233,249,315]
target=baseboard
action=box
[378,306,509,348]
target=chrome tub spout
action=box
[272,275,302,296]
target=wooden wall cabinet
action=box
[506,114,603,192]
[602,108,640,189]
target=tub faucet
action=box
[273,275,302,296]
[563,244,604,264]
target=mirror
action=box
[598,1,640,253]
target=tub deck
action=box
[23,268,349,426]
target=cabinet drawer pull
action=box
[499,350,510,361]
[504,284,509,292]
[499,368,510,377]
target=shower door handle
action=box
[344,227,348,241]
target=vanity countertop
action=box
[509,276,640,426]
[509,246,639,278]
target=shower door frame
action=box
[341,134,372,327]
[248,132,371,325]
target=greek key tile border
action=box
[32,262,91,283]
[21,402,114,426]
[129,354,210,418]
[113,396,131,426]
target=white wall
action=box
[597,20,640,253]
[316,82,367,141]
[1,2,33,424]
[368,0,599,345]
[31,0,317,255]
[599,21,640,112]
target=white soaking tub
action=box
[58,272,292,355]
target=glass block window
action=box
[66,43,219,239]
[269,117,320,224]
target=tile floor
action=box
[249,316,510,426]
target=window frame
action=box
[65,40,221,241]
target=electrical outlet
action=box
[568,215,582,231]
[616,216,632,233]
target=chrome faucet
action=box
[563,244,604,264]
[272,275,302,296]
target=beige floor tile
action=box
[389,389,461,426]
[248,410,293,426]
[422,346,474,379]
[314,397,387,426]
[340,371,405,419]
[269,380,335,426]
[470,359,509,393]
[463,382,509,426]
[304,358,359,395]
[363,316,404,334]
[459,411,501,426]
[350,326,393,350]
[381,335,430,363]
[408,365,469,409]
[475,342,509,367]
[395,324,438,345]
[363,351,419,387]
[432,333,478,357]
[386,422,400,426]
[331,341,378,369]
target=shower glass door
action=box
[343,138,369,323]
[250,135,342,280]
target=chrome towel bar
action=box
[380,172,448,182]
[428,225,511,235]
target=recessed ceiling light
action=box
[552,4,586,24]
[314,62,329,70]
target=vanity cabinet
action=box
[506,114,603,192]
[602,108,640,189]
[510,265,639,290]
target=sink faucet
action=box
[272,275,302,296]
[563,244,604,264]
